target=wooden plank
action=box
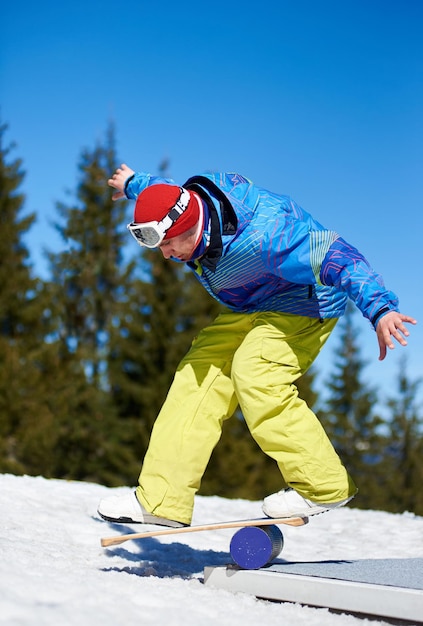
[101,515,307,547]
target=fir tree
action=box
[383,359,423,514]
[49,123,131,386]
[45,123,142,485]
[0,121,39,342]
[0,121,53,473]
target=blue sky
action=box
[2,0,422,406]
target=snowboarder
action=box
[98,163,416,527]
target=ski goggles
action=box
[127,187,191,248]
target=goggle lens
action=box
[127,223,163,248]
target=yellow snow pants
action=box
[136,311,357,524]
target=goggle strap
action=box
[167,207,184,222]
[157,187,190,230]
[158,213,175,232]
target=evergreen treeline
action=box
[1,121,422,514]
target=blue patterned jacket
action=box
[125,171,398,327]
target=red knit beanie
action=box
[134,184,200,240]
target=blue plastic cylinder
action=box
[229,524,284,570]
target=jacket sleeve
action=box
[124,172,176,200]
[262,212,399,328]
[320,237,399,327]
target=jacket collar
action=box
[184,176,237,272]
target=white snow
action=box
[1,474,422,626]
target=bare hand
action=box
[376,311,417,361]
[108,164,135,200]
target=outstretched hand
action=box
[108,163,135,200]
[376,311,417,361]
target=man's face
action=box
[158,228,199,262]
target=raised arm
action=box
[108,164,135,200]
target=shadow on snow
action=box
[100,521,231,579]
